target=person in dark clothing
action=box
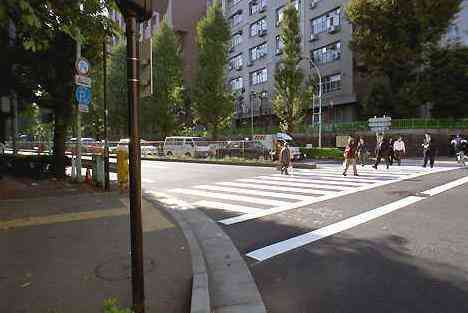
[373,134,391,169]
[388,138,395,165]
[356,137,369,166]
[422,133,435,168]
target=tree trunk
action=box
[53,102,67,178]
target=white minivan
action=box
[164,137,210,158]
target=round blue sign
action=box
[75,86,92,105]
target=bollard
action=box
[95,154,105,187]
[117,147,129,192]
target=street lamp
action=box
[250,91,257,140]
[305,57,322,148]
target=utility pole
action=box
[126,9,145,313]
[307,58,322,148]
[103,38,110,191]
[251,92,256,140]
[75,39,82,181]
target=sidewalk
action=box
[0,176,192,313]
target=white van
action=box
[254,133,302,160]
[164,137,210,158]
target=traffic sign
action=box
[75,57,90,75]
[79,103,89,113]
[75,86,92,105]
[75,75,92,87]
[368,116,391,132]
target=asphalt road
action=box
[139,159,468,313]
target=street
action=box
[140,160,468,313]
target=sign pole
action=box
[75,38,82,182]
[103,38,110,191]
[126,8,145,313]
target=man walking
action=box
[343,137,358,176]
[373,134,391,169]
[422,133,435,168]
[357,137,369,166]
[393,136,406,166]
[280,142,291,175]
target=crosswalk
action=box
[167,165,453,225]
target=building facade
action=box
[224,0,357,129]
[446,0,468,45]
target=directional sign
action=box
[369,116,392,132]
[78,103,89,113]
[75,74,92,87]
[75,57,90,75]
[75,86,92,105]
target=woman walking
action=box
[422,133,435,168]
[343,137,358,176]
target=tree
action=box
[3,0,115,178]
[347,0,461,115]
[141,21,183,139]
[361,76,394,117]
[273,2,314,133]
[420,44,468,118]
[193,0,233,139]
[107,43,128,139]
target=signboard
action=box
[75,86,92,105]
[368,116,391,132]
[75,75,92,87]
[75,57,90,75]
[78,103,89,113]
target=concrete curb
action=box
[143,190,267,313]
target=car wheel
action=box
[166,151,173,157]
[185,152,192,158]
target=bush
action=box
[103,298,133,313]
[2,154,71,179]
[300,147,344,160]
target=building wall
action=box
[225,0,356,128]
[446,0,468,45]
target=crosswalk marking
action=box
[307,169,411,178]
[193,185,313,201]
[217,182,332,196]
[258,175,367,187]
[193,200,264,214]
[169,188,290,207]
[237,178,351,191]
[274,173,381,184]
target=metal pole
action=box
[75,39,82,181]
[251,92,255,140]
[125,10,145,313]
[308,59,322,148]
[10,94,17,155]
[103,38,110,191]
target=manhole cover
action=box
[95,256,156,282]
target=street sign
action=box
[75,74,92,87]
[75,86,92,105]
[368,116,391,132]
[75,57,90,75]
[79,103,89,113]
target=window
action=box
[250,18,267,37]
[250,68,268,85]
[276,1,300,26]
[311,7,341,34]
[228,0,242,7]
[250,42,267,61]
[250,0,267,15]
[312,41,341,65]
[231,11,243,27]
[231,32,243,49]
[230,77,243,91]
[321,73,341,94]
[275,35,284,54]
[229,54,243,71]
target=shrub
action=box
[2,154,71,179]
[300,147,344,160]
[103,298,133,313]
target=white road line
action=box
[308,169,411,178]
[193,200,264,214]
[421,176,468,196]
[168,188,290,207]
[258,176,367,187]
[276,173,380,184]
[193,185,312,201]
[246,196,425,261]
[217,182,329,196]
[237,179,350,191]
[219,168,455,225]
[142,178,156,183]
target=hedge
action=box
[300,147,344,160]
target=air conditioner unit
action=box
[310,1,318,9]
[328,25,340,34]
[247,61,254,67]
[309,33,319,41]
[258,29,267,37]
[334,51,341,60]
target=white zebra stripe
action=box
[217,182,328,196]
[193,200,264,214]
[193,185,312,201]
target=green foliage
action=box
[300,147,344,160]
[347,0,461,116]
[19,103,54,142]
[141,21,184,139]
[103,298,133,313]
[193,0,233,140]
[361,76,394,117]
[420,44,468,118]
[273,2,315,133]
[82,58,105,139]
[108,43,128,139]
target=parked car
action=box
[116,138,158,156]
[163,136,210,158]
[216,141,269,160]
[67,138,100,154]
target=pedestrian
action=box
[393,136,406,166]
[280,142,292,175]
[388,138,395,165]
[373,134,391,169]
[356,137,369,166]
[0,139,5,180]
[451,134,467,166]
[343,137,358,176]
[422,133,436,168]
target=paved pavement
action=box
[138,160,468,313]
[0,183,192,313]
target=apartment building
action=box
[445,0,468,45]
[224,0,357,129]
